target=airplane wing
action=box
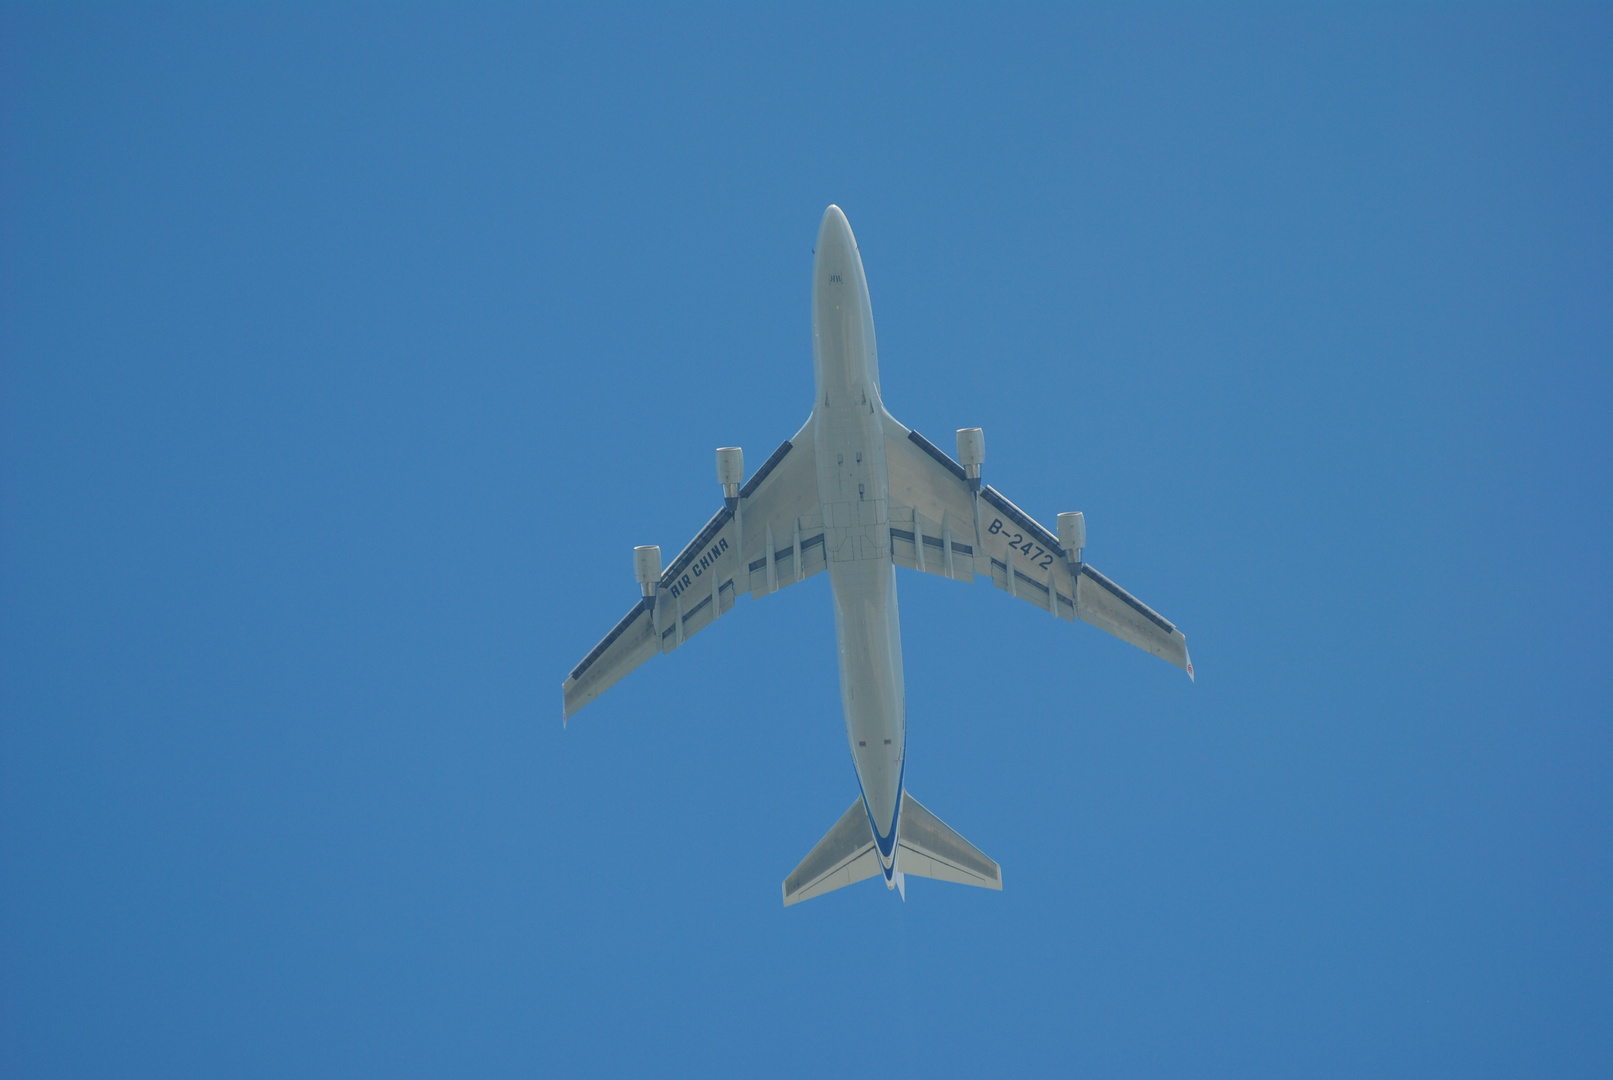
[562,419,828,719]
[882,413,1193,678]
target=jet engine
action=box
[956,427,984,489]
[633,544,662,605]
[716,447,744,507]
[1057,511,1085,564]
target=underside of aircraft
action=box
[563,206,1191,905]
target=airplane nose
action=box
[817,204,855,251]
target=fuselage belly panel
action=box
[810,206,905,872]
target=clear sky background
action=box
[3,6,1609,1077]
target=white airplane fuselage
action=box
[809,206,906,884]
[561,203,1190,903]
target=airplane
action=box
[562,205,1193,906]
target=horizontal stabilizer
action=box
[782,798,881,906]
[782,791,1002,905]
[896,791,1002,891]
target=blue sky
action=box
[2,6,1609,1077]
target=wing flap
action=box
[744,513,830,596]
[889,504,977,582]
[883,422,982,578]
[736,429,826,600]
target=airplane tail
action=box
[782,791,1002,906]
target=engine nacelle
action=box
[956,427,984,489]
[716,447,744,505]
[1057,512,1085,564]
[633,545,663,599]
